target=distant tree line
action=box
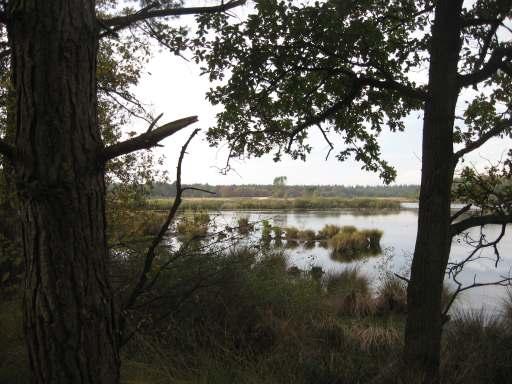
[149,182,419,199]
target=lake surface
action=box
[206,205,512,314]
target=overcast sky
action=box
[128,10,511,187]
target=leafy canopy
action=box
[195,0,512,185]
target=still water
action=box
[208,205,512,314]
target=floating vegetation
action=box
[317,224,342,240]
[176,212,210,239]
[284,226,316,242]
[328,228,383,261]
[285,226,299,240]
[282,224,383,261]
[285,240,299,249]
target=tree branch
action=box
[99,0,246,33]
[0,137,15,162]
[458,46,512,88]
[473,19,502,71]
[181,187,216,195]
[356,72,428,101]
[450,204,472,222]
[454,119,512,161]
[123,128,201,311]
[451,214,512,236]
[462,16,504,27]
[287,82,364,151]
[317,124,334,160]
[102,116,198,161]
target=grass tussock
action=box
[376,274,408,314]
[2,246,511,384]
[325,268,374,316]
[441,309,512,384]
[237,216,253,234]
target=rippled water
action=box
[207,205,512,313]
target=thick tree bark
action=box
[7,1,120,383]
[404,1,463,383]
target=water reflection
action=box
[206,208,512,313]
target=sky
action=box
[127,8,511,187]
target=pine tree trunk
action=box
[404,1,463,383]
[7,1,120,382]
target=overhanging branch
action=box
[458,46,512,88]
[102,116,198,161]
[450,204,472,222]
[454,119,512,161]
[451,214,512,236]
[357,73,428,101]
[99,0,246,34]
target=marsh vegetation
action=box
[146,196,402,211]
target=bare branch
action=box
[454,119,512,161]
[394,273,410,284]
[99,0,246,34]
[146,113,163,133]
[451,214,512,236]
[123,128,200,311]
[102,116,198,161]
[317,124,334,160]
[99,85,153,123]
[443,275,512,319]
[181,187,216,195]
[450,204,472,222]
